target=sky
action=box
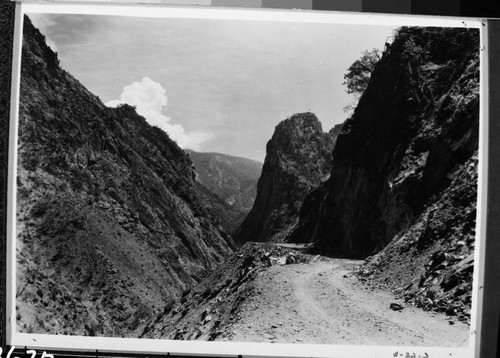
[28,12,398,162]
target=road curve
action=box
[224,257,469,346]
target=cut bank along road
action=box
[222,257,469,346]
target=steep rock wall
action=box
[236,113,339,243]
[289,27,479,259]
[16,17,234,337]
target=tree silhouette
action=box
[342,48,381,95]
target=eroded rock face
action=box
[290,27,479,259]
[16,17,234,337]
[235,113,340,243]
[358,154,478,323]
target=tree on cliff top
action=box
[342,48,381,96]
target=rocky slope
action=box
[187,150,262,235]
[235,113,340,243]
[15,16,234,337]
[140,243,310,341]
[289,27,479,317]
[357,153,478,323]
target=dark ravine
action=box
[235,113,340,243]
[192,180,247,237]
[16,16,234,337]
[187,150,262,235]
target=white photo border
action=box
[7,2,488,358]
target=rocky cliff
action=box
[187,150,262,235]
[15,17,234,337]
[235,113,339,243]
[290,27,479,257]
[289,27,479,318]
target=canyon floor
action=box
[217,254,469,347]
[142,244,470,347]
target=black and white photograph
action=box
[10,3,483,354]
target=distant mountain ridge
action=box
[186,150,262,234]
[187,150,262,211]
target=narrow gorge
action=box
[13,15,480,345]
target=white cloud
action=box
[106,77,211,150]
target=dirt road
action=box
[222,257,469,347]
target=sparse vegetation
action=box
[342,48,381,96]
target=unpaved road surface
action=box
[222,257,469,346]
